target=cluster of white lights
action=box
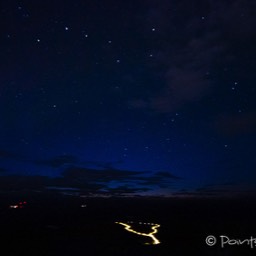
[9,205,19,209]
[9,201,27,209]
[115,221,161,245]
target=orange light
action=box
[115,221,161,245]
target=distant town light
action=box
[9,205,19,209]
[9,201,27,209]
[115,221,161,245]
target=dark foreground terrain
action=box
[0,192,256,256]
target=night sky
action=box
[1,0,256,197]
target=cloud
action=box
[103,186,150,195]
[130,0,256,113]
[61,166,143,183]
[59,166,183,195]
[174,182,256,197]
[135,171,182,189]
[59,167,182,195]
[0,161,182,196]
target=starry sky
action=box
[0,0,256,197]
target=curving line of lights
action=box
[115,221,161,245]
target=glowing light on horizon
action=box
[115,221,161,245]
[9,205,19,209]
[9,201,27,209]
